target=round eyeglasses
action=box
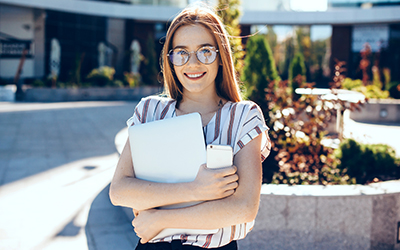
[167,46,219,66]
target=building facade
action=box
[0,0,399,85]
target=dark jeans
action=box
[135,240,237,250]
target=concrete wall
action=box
[0,5,35,79]
[239,182,400,250]
[23,86,162,102]
[350,99,400,123]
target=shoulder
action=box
[228,101,266,127]
[228,100,262,114]
[139,95,175,107]
[135,95,176,123]
[235,100,260,109]
[136,95,176,112]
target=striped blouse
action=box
[126,95,271,248]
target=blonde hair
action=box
[161,5,242,103]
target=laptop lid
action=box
[128,112,206,184]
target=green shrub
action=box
[124,72,141,88]
[388,82,400,99]
[241,34,280,126]
[112,80,124,88]
[142,35,158,86]
[342,77,390,99]
[32,79,45,88]
[363,84,389,99]
[288,52,306,100]
[86,66,115,87]
[242,35,280,99]
[334,139,400,183]
[342,78,363,90]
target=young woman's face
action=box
[171,24,220,97]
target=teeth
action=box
[186,73,203,78]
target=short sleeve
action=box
[234,102,271,162]
[126,96,176,127]
[126,97,147,127]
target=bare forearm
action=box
[156,191,260,230]
[110,177,197,211]
[110,140,200,210]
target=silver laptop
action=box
[128,112,218,239]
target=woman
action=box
[109,5,271,250]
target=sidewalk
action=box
[0,101,139,250]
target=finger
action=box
[199,164,208,172]
[223,173,239,184]
[218,165,237,177]
[222,189,235,197]
[225,181,239,191]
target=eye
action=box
[199,47,212,55]
[175,49,188,56]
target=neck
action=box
[178,89,223,116]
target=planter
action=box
[350,99,400,123]
[23,86,162,102]
[239,182,400,250]
[0,85,16,102]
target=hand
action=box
[132,209,163,244]
[191,164,238,201]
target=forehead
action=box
[172,24,217,48]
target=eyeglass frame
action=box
[167,46,219,66]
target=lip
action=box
[184,72,206,80]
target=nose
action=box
[187,52,200,66]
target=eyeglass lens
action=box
[168,46,218,66]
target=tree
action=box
[216,0,244,75]
[281,36,295,80]
[241,35,280,123]
[142,34,158,85]
[289,52,306,99]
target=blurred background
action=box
[1,1,400,249]
[0,0,399,90]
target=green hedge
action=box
[334,139,400,183]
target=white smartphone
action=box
[206,145,233,169]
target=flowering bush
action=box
[262,63,365,185]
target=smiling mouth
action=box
[185,72,206,79]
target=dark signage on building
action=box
[0,41,33,58]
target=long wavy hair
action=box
[161,5,242,103]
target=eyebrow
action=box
[172,43,216,50]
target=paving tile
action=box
[0,101,138,250]
[91,231,136,250]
